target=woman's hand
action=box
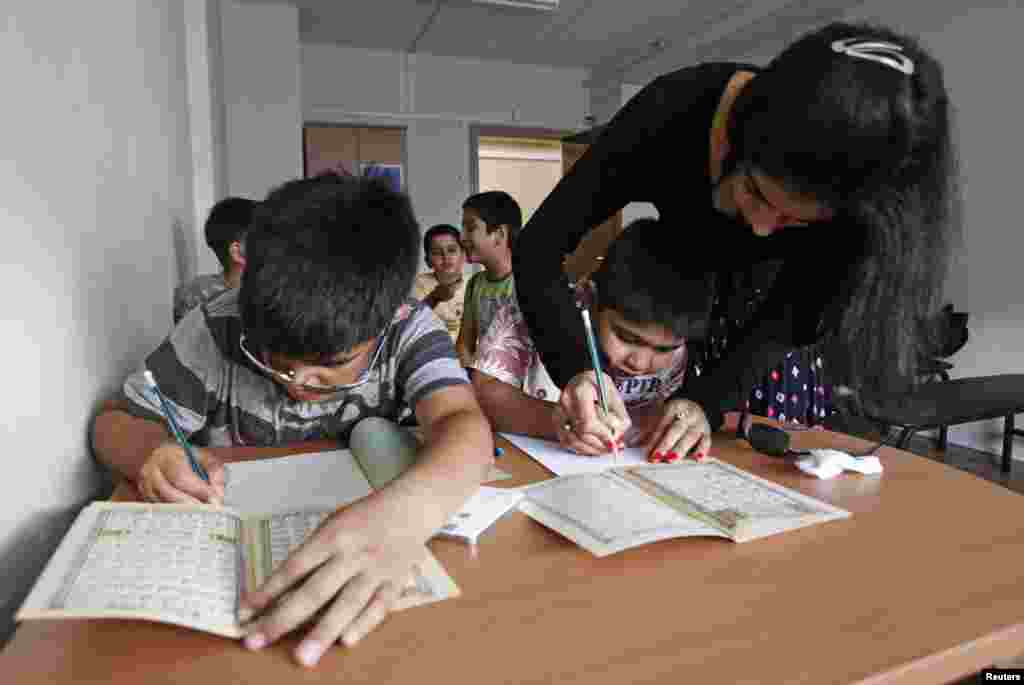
[554,371,630,456]
[640,399,712,463]
[238,503,429,667]
[137,440,225,504]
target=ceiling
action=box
[275,0,860,84]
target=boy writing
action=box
[173,196,257,323]
[472,218,714,462]
[455,191,521,367]
[92,174,493,667]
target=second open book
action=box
[506,435,851,557]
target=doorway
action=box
[471,126,568,224]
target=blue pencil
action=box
[580,309,619,457]
[143,370,210,483]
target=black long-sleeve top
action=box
[513,62,865,429]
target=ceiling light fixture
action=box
[471,0,560,12]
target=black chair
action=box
[914,304,969,449]
[862,375,1024,473]
[861,306,1024,473]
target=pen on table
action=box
[143,370,210,483]
[579,308,620,459]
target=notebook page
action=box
[627,460,850,540]
[224,449,373,516]
[501,433,645,476]
[246,510,460,609]
[518,472,722,557]
[17,502,244,638]
[434,486,524,544]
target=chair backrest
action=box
[936,304,969,358]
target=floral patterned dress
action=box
[701,263,834,427]
[747,349,831,426]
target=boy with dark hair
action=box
[92,174,493,666]
[413,223,468,342]
[472,218,714,462]
[172,196,257,324]
[456,190,521,366]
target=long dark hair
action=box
[725,21,957,397]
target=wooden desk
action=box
[5,430,1024,684]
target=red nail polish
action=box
[667,451,679,460]
[654,451,664,461]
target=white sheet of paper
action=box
[224,450,373,516]
[434,486,523,544]
[501,433,646,477]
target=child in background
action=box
[413,223,468,342]
[472,218,714,462]
[456,190,521,367]
[92,173,492,667]
[173,196,257,324]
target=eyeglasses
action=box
[238,324,390,394]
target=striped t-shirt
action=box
[172,272,230,324]
[122,289,467,447]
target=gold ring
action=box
[562,421,574,432]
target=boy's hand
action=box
[642,399,712,463]
[238,504,427,668]
[137,440,225,505]
[426,281,458,306]
[555,371,630,456]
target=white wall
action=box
[221,0,303,212]
[183,0,230,279]
[303,44,588,231]
[0,1,193,642]
[841,0,1024,459]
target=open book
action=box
[518,458,850,557]
[221,449,520,545]
[16,501,458,638]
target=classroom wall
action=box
[220,0,303,212]
[0,1,194,643]
[184,0,230,279]
[838,0,1024,459]
[301,44,588,232]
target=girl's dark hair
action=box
[240,174,420,358]
[593,218,715,340]
[725,21,957,396]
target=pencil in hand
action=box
[143,370,210,483]
[579,309,621,459]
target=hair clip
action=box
[830,38,915,75]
